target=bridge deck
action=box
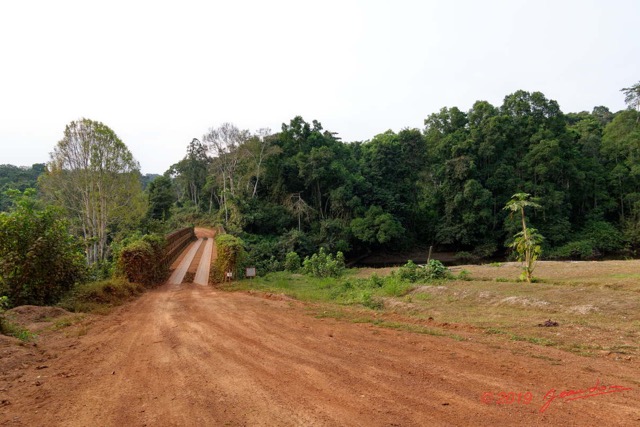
[167,238,203,285]
[194,238,214,285]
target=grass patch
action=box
[229,271,413,309]
[510,334,556,347]
[1,321,36,342]
[228,261,640,358]
[50,315,86,330]
[59,278,145,313]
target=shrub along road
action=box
[1,245,638,425]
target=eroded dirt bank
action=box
[1,283,638,426]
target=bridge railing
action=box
[160,227,196,270]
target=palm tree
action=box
[504,193,543,283]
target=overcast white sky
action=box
[1,0,638,174]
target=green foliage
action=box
[509,227,544,282]
[284,251,301,272]
[0,163,45,212]
[275,229,315,258]
[350,205,405,246]
[243,236,281,274]
[425,259,449,279]
[146,175,174,221]
[10,85,634,270]
[164,205,216,231]
[0,189,86,307]
[360,291,384,309]
[580,220,624,254]
[397,260,420,282]
[621,81,640,111]
[368,273,384,288]
[302,248,345,278]
[0,318,36,342]
[116,234,168,286]
[397,259,449,282]
[41,118,145,266]
[380,276,412,296]
[457,269,472,281]
[547,240,597,260]
[547,220,624,260]
[211,234,247,283]
[225,270,412,310]
[0,296,8,334]
[169,138,210,212]
[504,193,543,283]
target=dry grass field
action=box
[352,260,640,359]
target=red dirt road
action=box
[1,280,639,426]
[1,230,638,425]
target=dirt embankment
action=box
[1,282,638,426]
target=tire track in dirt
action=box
[167,239,202,285]
[194,238,213,286]
[2,228,639,426]
[2,282,638,426]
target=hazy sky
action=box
[1,0,638,174]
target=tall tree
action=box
[146,175,175,220]
[41,119,144,265]
[169,138,210,211]
[241,128,280,199]
[621,81,640,113]
[203,123,252,224]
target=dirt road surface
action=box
[1,233,638,426]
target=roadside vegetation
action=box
[1,82,640,341]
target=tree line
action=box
[1,84,639,307]
[159,86,640,268]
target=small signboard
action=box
[246,267,256,278]
[226,271,233,278]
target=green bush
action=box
[397,260,421,282]
[368,273,384,288]
[116,234,168,286]
[548,221,625,260]
[381,276,411,297]
[244,236,282,274]
[397,259,449,283]
[284,251,301,272]
[457,269,472,281]
[0,296,8,334]
[0,189,86,307]
[425,259,449,279]
[302,248,345,278]
[211,234,247,283]
[579,220,624,254]
[360,291,384,309]
[547,240,596,260]
[59,278,144,313]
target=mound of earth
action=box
[6,305,70,323]
[4,305,73,332]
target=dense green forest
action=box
[1,85,639,308]
[159,88,640,268]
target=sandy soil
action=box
[1,240,638,426]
